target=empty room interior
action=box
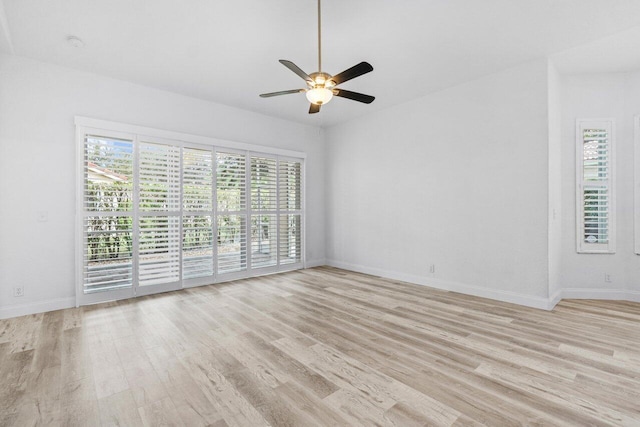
[1,0,640,425]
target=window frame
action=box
[575,118,616,254]
[277,156,304,266]
[75,117,306,307]
[135,135,183,296]
[635,116,640,255]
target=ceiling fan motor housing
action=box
[308,72,335,88]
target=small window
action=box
[576,119,615,253]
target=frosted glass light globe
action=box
[306,87,333,105]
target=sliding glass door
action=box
[81,132,136,303]
[182,147,215,283]
[135,139,182,296]
[77,124,304,305]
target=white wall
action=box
[559,71,640,299]
[4,51,638,319]
[325,59,552,308]
[0,54,325,318]
[547,61,563,300]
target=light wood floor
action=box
[1,267,639,426]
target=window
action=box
[216,151,247,274]
[576,119,615,253]
[279,159,302,264]
[82,134,134,294]
[182,147,214,279]
[250,156,277,269]
[138,141,181,286]
[77,118,304,305]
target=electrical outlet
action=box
[429,264,435,274]
[604,274,612,283]
[14,286,24,297]
[36,210,48,222]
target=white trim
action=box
[182,275,215,289]
[326,259,554,311]
[548,289,563,310]
[558,288,640,303]
[635,116,640,255]
[325,261,640,310]
[74,116,306,159]
[210,145,219,285]
[0,298,75,320]
[80,287,134,306]
[3,279,637,321]
[75,125,84,308]
[575,119,616,254]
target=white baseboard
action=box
[305,259,326,268]
[558,288,640,302]
[0,297,76,320]
[326,259,553,310]
[0,264,327,320]
[2,271,635,320]
[548,289,563,310]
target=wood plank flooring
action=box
[1,266,639,426]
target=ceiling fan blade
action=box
[330,62,373,86]
[279,60,314,84]
[309,103,321,114]
[259,89,305,98]
[333,89,375,104]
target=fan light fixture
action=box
[259,0,375,114]
[306,87,333,105]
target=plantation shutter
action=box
[182,147,214,279]
[216,152,247,273]
[278,159,302,264]
[78,117,306,305]
[251,156,278,268]
[577,120,615,253]
[278,160,301,211]
[83,134,134,293]
[251,157,277,211]
[138,141,181,285]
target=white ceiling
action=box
[3,0,640,127]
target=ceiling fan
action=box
[259,0,375,114]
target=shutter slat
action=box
[139,142,181,212]
[581,127,611,247]
[217,214,247,273]
[278,160,302,211]
[217,152,247,212]
[251,214,277,268]
[139,216,180,285]
[83,216,133,293]
[183,214,213,279]
[279,214,301,264]
[251,157,277,211]
[183,148,213,212]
